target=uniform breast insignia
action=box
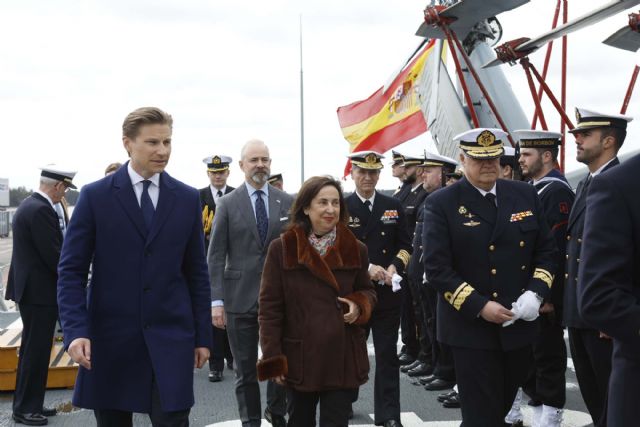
[459,205,480,226]
[510,210,534,222]
[381,210,399,224]
[348,216,361,228]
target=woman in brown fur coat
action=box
[257,176,376,427]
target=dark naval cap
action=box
[348,151,384,170]
[513,129,562,149]
[40,165,77,189]
[455,128,508,159]
[569,108,632,134]
[267,173,283,184]
[203,155,232,172]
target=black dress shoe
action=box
[348,405,354,419]
[424,378,455,391]
[12,413,48,426]
[407,363,433,377]
[418,374,437,385]
[208,370,223,382]
[41,407,57,417]
[442,394,461,408]
[400,359,421,373]
[398,352,416,366]
[264,408,286,427]
[437,390,457,403]
[383,420,403,427]
[226,360,234,370]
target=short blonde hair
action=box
[122,107,173,139]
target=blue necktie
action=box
[255,190,268,244]
[141,180,155,232]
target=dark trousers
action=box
[226,311,286,426]
[94,377,189,427]
[407,277,432,363]
[209,324,233,371]
[452,345,531,427]
[523,314,567,408]
[400,283,418,357]
[367,307,402,424]
[568,327,612,427]
[423,285,455,381]
[13,304,57,414]
[287,388,355,427]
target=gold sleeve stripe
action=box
[533,268,554,288]
[452,284,475,311]
[396,250,410,267]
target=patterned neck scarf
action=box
[308,227,337,257]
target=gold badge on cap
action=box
[365,153,377,165]
[477,130,496,147]
[575,109,582,122]
[212,156,221,165]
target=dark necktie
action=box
[581,175,592,198]
[141,180,155,232]
[255,190,268,244]
[217,190,223,198]
[364,200,372,213]
[485,192,497,210]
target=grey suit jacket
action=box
[208,182,294,314]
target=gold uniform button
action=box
[565,273,569,279]
[491,269,497,275]
[566,254,569,260]
[489,245,495,251]
[492,292,498,298]
[521,265,526,270]
[382,249,387,254]
[577,258,580,263]
[567,235,571,241]
[381,231,385,236]
[519,241,525,247]
[578,238,582,243]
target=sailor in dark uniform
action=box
[396,153,432,374]
[412,152,459,393]
[346,151,412,427]
[515,130,575,426]
[6,165,77,425]
[563,108,632,427]
[266,173,283,191]
[499,146,519,180]
[578,152,640,427]
[390,150,411,200]
[422,128,557,426]
[200,154,235,382]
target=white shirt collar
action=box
[355,190,376,206]
[591,157,617,178]
[211,185,227,196]
[127,162,160,187]
[35,190,55,210]
[471,182,497,198]
[411,183,423,192]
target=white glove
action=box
[391,273,403,293]
[502,291,542,327]
[422,273,427,284]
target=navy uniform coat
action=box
[423,178,557,351]
[532,171,575,317]
[199,185,234,250]
[6,193,62,305]
[346,192,412,311]
[57,164,212,413]
[407,192,429,284]
[564,158,619,328]
[578,154,640,426]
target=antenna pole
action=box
[299,14,305,186]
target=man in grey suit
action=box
[209,139,293,427]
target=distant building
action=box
[565,149,640,188]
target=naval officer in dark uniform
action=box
[346,151,412,427]
[423,128,557,426]
[6,165,77,426]
[516,130,575,426]
[578,151,639,427]
[563,108,631,427]
[199,154,235,382]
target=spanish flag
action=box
[337,39,436,177]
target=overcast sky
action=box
[1,0,638,193]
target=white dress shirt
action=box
[591,157,617,178]
[127,162,160,208]
[472,183,498,205]
[355,190,376,211]
[211,185,227,203]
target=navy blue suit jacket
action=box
[57,163,211,412]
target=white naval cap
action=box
[203,155,233,172]
[423,151,458,168]
[569,108,633,133]
[348,151,385,170]
[513,129,562,149]
[40,164,77,189]
[454,128,508,159]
